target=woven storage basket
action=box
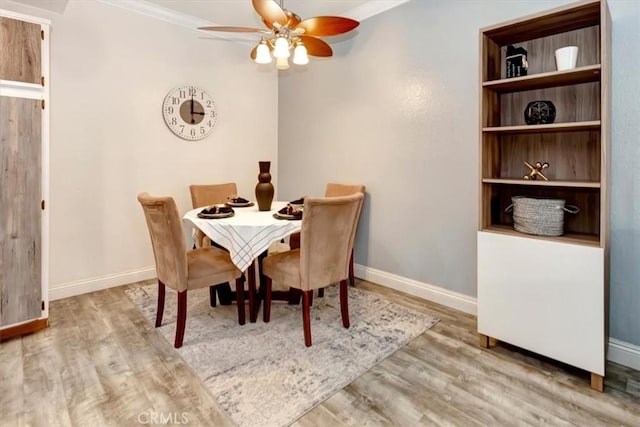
[506,196,579,237]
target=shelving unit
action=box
[477,0,610,391]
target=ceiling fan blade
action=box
[296,17,360,37]
[198,26,265,33]
[299,35,332,57]
[286,11,301,28]
[252,0,288,27]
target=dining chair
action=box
[189,182,237,248]
[289,183,365,298]
[137,192,245,348]
[189,182,238,307]
[262,192,364,347]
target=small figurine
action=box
[523,161,549,181]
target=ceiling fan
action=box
[198,0,360,69]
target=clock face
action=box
[162,86,218,141]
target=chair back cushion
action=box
[325,183,366,235]
[325,183,365,198]
[300,193,364,290]
[189,183,237,208]
[137,193,188,291]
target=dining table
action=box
[183,201,302,322]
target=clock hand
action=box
[190,96,195,124]
[192,111,205,115]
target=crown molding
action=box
[97,0,257,42]
[97,0,411,34]
[98,0,208,29]
[0,7,51,24]
[348,0,411,21]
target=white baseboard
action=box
[608,338,640,371]
[354,264,477,315]
[354,264,640,370]
[49,266,156,301]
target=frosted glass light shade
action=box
[276,56,289,70]
[255,42,272,64]
[293,44,309,65]
[273,36,290,58]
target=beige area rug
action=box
[125,284,438,427]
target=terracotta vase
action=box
[255,161,274,211]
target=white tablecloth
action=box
[183,201,301,271]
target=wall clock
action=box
[162,85,218,141]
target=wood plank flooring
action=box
[1,279,639,426]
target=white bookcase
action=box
[476,0,611,391]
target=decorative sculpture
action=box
[523,161,550,181]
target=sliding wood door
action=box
[0,96,42,327]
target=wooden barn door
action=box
[0,15,48,335]
[0,97,42,327]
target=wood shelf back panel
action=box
[487,184,600,236]
[482,88,501,129]
[500,82,600,126]
[499,26,600,79]
[496,131,601,182]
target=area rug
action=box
[125,284,439,427]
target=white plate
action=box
[226,200,254,207]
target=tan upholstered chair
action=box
[289,183,365,297]
[189,183,238,307]
[189,182,237,248]
[137,192,245,348]
[262,192,364,347]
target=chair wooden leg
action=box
[263,277,272,322]
[248,268,257,324]
[340,279,350,328]
[318,288,324,298]
[236,277,246,325]
[217,282,233,305]
[288,287,302,305]
[155,280,166,328]
[289,232,300,249]
[302,290,313,347]
[174,291,187,348]
[349,250,355,285]
[258,250,268,294]
[209,286,217,307]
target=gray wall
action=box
[277,0,640,345]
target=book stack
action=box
[506,45,528,78]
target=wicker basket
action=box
[506,196,579,237]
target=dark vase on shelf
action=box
[255,161,274,211]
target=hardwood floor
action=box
[1,279,639,426]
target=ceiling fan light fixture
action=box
[292,42,309,65]
[255,40,272,64]
[276,56,290,70]
[273,35,290,58]
[199,0,360,70]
